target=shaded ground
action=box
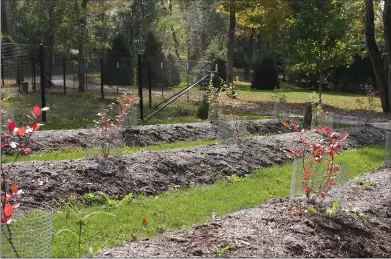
[98,167,391,258]
[3,126,384,206]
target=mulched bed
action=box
[24,119,290,154]
[97,167,391,257]
[3,126,384,206]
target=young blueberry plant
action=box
[283,120,349,203]
[1,105,49,257]
[94,95,137,157]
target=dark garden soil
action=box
[24,119,290,154]
[97,167,391,258]
[3,126,384,206]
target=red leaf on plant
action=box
[32,123,40,131]
[1,194,11,202]
[294,210,302,215]
[3,204,13,218]
[17,127,26,136]
[283,121,289,128]
[11,184,18,195]
[142,218,148,225]
[33,105,41,116]
[8,121,16,133]
[22,148,32,154]
[305,185,311,193]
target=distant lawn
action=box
[234,82,382,112]
[1,79,381,131]
[51,145,384,257]
[1,89,268,130]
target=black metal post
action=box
[73,63,76,88]
[32,56,36,92]
[17,57,21,92]
[63,57,66,95]
[39,44,47,122]
[148,61,152,108]
[187,62,190,102]
[85,60,88,91]
[100,58,104,100]
[137,53,144,120]
[1,58,4,87]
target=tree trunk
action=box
[244,29,255,81]
[78,44,86,92]
[319,70,323,104]
[44,4,56,88]
[227,0,236,84]
[384,1,391,110]
[45,35,54,88]
[364,0,389,112]
[2,0,15,39]
[76,0,88,92]
[168,1,181,60]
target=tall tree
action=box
[364,0,391,113]
[284,0,360,103]
[75,0,89,92]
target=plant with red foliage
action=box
[1,105,48,256]
[283,120,349,203]
[94,95,137,157]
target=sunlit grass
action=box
[2,139,220,163]
[234,82,382,112]
[51,145,384,257]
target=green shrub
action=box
[251,54,279,90]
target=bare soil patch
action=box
[98,167,391,258]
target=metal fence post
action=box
[138,53,144,120]
[148,60,152,108]
[63,57,66,95]
[1,58,4,87]
[32,56,36,92]
[17,57,21,92]
[85,60,88,91]
[39,44,47,122]
[100,57,104,100]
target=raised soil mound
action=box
[26,119,289,153]
[98,167,391,257]
[3,126,384,205]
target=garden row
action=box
[24,119,290,154]
[98,167,391,257]
[4,125,384,206]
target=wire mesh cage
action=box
[273,102,285,122]
[290,156,349,201]
[85,127,124,158]
[120,106,138,128]
[0,202,53,258]
[311,108,334,130]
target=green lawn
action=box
[1,81,380,131]
[235,82,382,112]
[50,146,384,257]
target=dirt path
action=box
[3,126,384,206]
[97,166,391,258]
